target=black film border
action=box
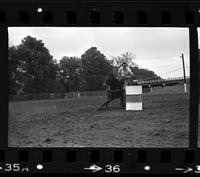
[0,0,199,174]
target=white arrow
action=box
[175,167,193,173]
[183,168,193,173]
[84,165,102,172]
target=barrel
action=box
[125,85,142,110]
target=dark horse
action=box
[97,74,125,111]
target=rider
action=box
[117,62,134,107]
[118,61,134,89]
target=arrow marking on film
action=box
[175,167,193,173]
[84,165,102,172]
[183,168,193,173]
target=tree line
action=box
[9,36,161,95]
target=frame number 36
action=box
[105,165,120,173]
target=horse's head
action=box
[103,73,115,85]
[103,73,122,91]
[103,75,110,88]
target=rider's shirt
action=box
[118,66,133,79]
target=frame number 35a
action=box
[105,165,120,173]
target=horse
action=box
[97,74,125,111]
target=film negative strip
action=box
[0,0,200,174]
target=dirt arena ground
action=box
[8,92,190,147]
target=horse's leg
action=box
[122,93,126,108]
[120,93,124,105]
[98,97,115,111]
[97,97,112,111]
[120,90,126,108]
[105,97,114,110]
[97,101,107,111]
[119,79,125,107]
[120,89,124,102]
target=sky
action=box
[8,27,191,79]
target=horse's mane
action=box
[104,74,122,90]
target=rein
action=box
[107,89,121,93]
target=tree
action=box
[58,57,81,92]
[9,36,58,94]
[130,66,161,80]
[9,46,24,94]
[110,51,136,67]
[80,47,112,91]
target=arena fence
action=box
[9,83,190,102]
[9,90,106,102]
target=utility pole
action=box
[181,53,187,93]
